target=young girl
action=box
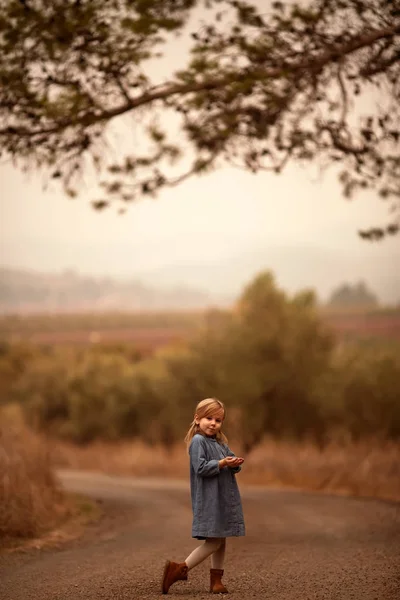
[161,398,245,595]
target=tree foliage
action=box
[2,272,400,448]
[185,272,335,452]
[0,0,399,236]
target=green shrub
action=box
[2,272,399,451]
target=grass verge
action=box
[0,406,100,552]
[53,436,400,503]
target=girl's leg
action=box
[210,538,226,570]
[185,538,223,570]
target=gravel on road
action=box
[0,469,399,600]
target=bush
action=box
[338,342,400,440]
[2,271,399,452]
[0,408,67,541]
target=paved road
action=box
[1,470,399,599]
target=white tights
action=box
[185,537,226,570]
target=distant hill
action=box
[138,244,400,305]
[1,238,399,314]
[0,268,220,313]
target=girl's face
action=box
[195,408,224,437]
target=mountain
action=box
[1,242,399,313]
[0,268,217,313]
[138,244,400,304]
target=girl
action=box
[161,398,245,595]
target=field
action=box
[0,312,203,351]
[0,308,399,349]
[322,311,400,340]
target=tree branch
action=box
[1,24,398,140]
[360,51,400,77]
[337,63,348,125]
[321,124,369,155]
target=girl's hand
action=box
[228,456,244,467]
[224,457,244,468]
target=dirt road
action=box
[1,470,399,599]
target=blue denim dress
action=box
[189,433,245,539]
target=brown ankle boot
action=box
[161,560,188,594]
[210,568,228,594]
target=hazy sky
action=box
[2,158,398,271]
[1,1,399,301]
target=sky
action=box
[1,1,399,303]
[2,157,399,299]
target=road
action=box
[1,469,399,599]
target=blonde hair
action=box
[184,398,228,450]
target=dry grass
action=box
[0,407,71,545]
[53,438,189,478]
[242,438,400,501]
[53,436,400,502]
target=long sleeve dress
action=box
[189,433,245,540]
